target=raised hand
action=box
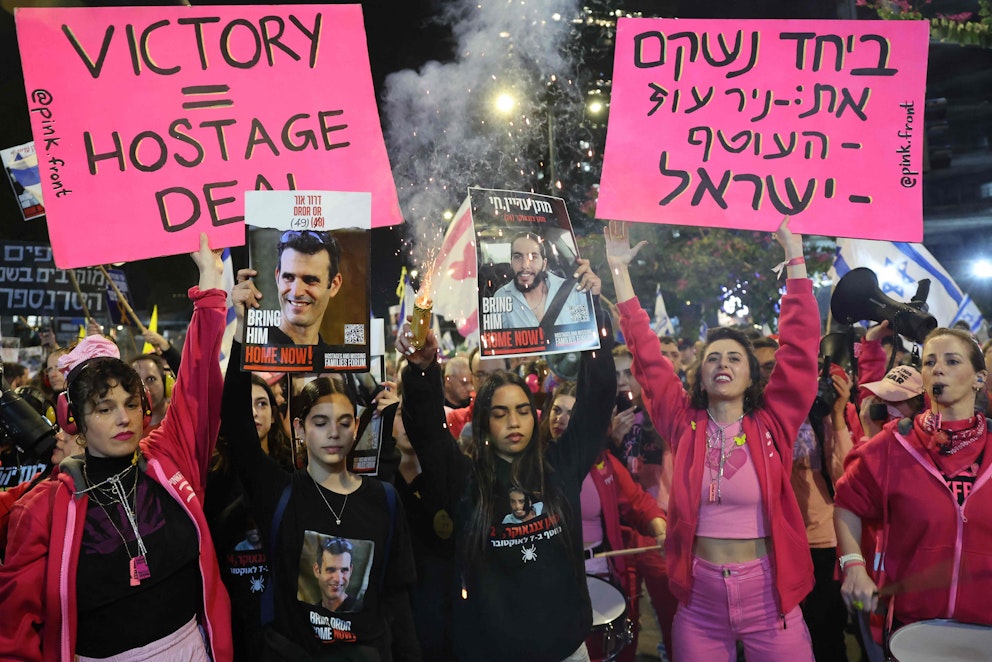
[396,318,439,370]
[190,232,224,291]
[603,220,647,270]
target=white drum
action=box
[888,619,992,661]
[585,575,632,662]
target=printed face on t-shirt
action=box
[299,532,373,618]
[313,550,352,611]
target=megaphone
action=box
[831,268,937,344]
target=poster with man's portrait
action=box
[298,532,373,616]
[242,191,371,373]
[472,187,600,358]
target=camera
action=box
[810,356,838,419]
[0,381,57,460]
[868,402,889,422]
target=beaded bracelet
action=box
[838,552,866,571]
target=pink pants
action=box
[672,556,813,662]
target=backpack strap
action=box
[260,483,292,626]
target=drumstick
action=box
[593,544,662,558]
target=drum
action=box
[888,619,992,661]
[585,575,632,662]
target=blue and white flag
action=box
[218,247,237,374]
[832,238,985,336]
[653,284,676,337]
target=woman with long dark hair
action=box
[835,327,992,633]
[0,234,232,661]
[224,268,419,662]
[604,219,819,661]
[397,258,616,661]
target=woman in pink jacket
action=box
[604,219,818,661]
[0,235,232,662]
[835,327,992,632]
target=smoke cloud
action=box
[382,0,584,268]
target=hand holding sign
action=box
[191,232,225,292]
[772,217,807,279]
[571,258,602,296]
[232,268,263,342]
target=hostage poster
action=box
[242,190,371,373]
[471,187,600,358]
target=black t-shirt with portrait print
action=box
[399,314,616,662]
[222,342,419,661]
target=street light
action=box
[972,258,992,279]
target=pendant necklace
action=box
[82,464,151,586]
[312,474,349,525]
[705,410,745,504]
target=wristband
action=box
[841,560,866,574]
[838,552,866,571]
[772,256,806,279]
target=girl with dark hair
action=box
[397,258,616,662]
[206,373,295,662]
[0,234,233,661]
[604,219,819,661]
[835,326,992,634]
[225,269,419,662]
[250,374,295,470]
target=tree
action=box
[578,221,834,335]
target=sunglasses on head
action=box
[279,230,333,245]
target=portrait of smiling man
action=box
[272,229,343,346]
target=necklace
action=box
[81,463,150,586]
[311,474,350,525]
[705,410,745,504]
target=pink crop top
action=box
[696,418,769,539]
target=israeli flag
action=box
[832,238,985,336]
[653,284,676,337]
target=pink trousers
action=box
[672,556,814,662]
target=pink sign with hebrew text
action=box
[16,5,402,268]
[598,18,929,240]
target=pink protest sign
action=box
[598,19,929,241]
[16,5,403,268]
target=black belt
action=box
[584,544,605,560]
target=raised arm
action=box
[605,222,693,446]
[551,261,618,478]
[396,325,470,509]
[760,219,819,448]
[218,269,290,531]
[144,233,226,492]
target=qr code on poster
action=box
[344,324,365,344]
[565,303,590,323]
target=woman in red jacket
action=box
[604,219,818,661]
[835,327,992,632]
[0,234,232,661]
